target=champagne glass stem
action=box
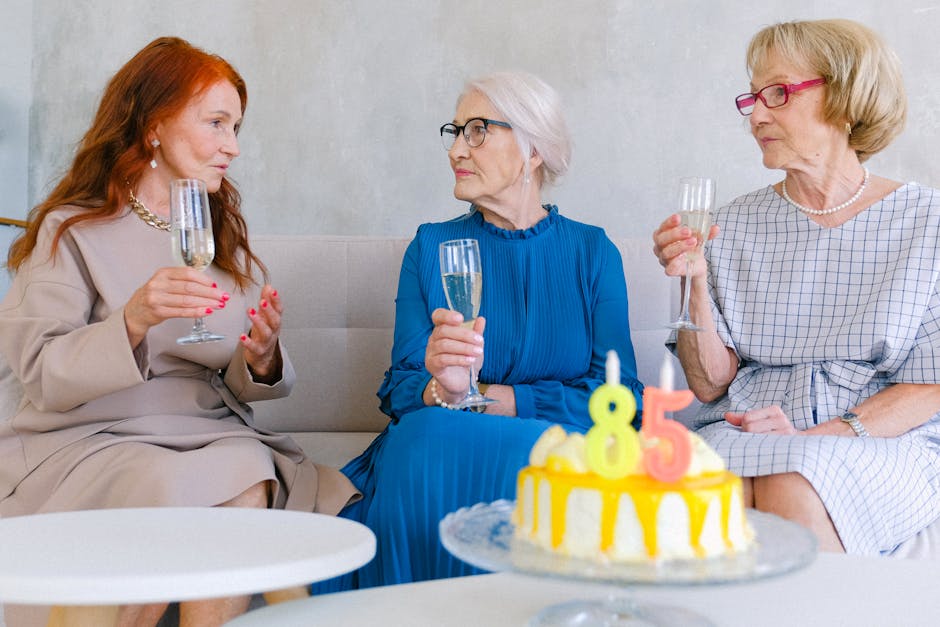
[468,363,480,398]
[191,317,209,336]
[679,257,693,324]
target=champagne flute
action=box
[439,239,496,411]
[170,178,224,344]
[666,177,715,332]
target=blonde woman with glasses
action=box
[653,19,939,556]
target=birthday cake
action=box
[512,353,754,563]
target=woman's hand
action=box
[124,267,228,348]
[725,405,801,435]
[652,214,720,278]
[242,286,283,382]
[425,308,485,404]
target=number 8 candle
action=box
[585,351,640,479]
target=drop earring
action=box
[150,139,160,169]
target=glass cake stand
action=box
[439,499,817,626]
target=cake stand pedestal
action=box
[440,500,817,627]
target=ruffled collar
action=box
[471,204,558,240]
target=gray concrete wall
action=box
[3,1,940,238]
[0,0,32,220]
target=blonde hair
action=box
[460,72,571,187]
[746,19,906,162]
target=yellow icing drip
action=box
[635,489,663,557]
[720,483,734,550]
[679,491,709,557]
[515,467,744,558]
[550,479,573,549]
[600,489,620,551]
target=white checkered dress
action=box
[688,183,940,555]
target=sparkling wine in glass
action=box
[170,178,224,344]
[666,177,715,332]
[439,238,496,411]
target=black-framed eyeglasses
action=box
[734,78,826,116]
[440,118,512,150]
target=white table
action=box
[226,552,940,626]
[0,507,375,624]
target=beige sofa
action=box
[247,234,685,468]
[0,231,936,557]
[0,232,683,468]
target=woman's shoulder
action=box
[39,204,85,227]
[716,185,780,214]
[549,212,622,269]
[883,181,940,209]
[37,202,118,232]
[411,210,477,237]
[402,217,469,265]
[551,209,613,243]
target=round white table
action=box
[224,553,939,626]
[0,507,374,624]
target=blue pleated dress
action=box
[315,206,643,590]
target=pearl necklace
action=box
[781,168,870,216]
[128,190,170,231]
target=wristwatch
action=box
[839,411,870,438]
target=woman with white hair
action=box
[318,71,643,588]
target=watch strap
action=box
[840,411,870,438]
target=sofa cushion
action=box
[248,236,409,436]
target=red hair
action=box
[8,37,266,289]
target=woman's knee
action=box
[753,472,822,514]
[220,480,270,508]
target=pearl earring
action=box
[150,159,158,169]
[150,138,160,168]
[151,139,160,147]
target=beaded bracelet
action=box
[429,378,456,409]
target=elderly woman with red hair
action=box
[0,37,357,626]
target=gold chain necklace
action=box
[128,190,171,231]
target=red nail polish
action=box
[272,290,278,297]
[222,292,230,301]
[261,300,268,309]
[249,308,256,316]
[240,334,247,342]
[205,307,213,314]
[218,301,226,309]
[212,282,218,289]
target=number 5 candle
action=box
[640,355,694,482]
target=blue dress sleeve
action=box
[377,235,433,421]
[512,238,643,431]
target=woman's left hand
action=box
[724,405,801,435]
[242,286,283,381]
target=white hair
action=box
[460,71,572,187]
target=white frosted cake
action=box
[513,425,754,562]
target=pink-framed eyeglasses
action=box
[734,78,826,116]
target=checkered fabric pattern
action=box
[691,183,940,554]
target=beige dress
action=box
[0,206,357,517]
